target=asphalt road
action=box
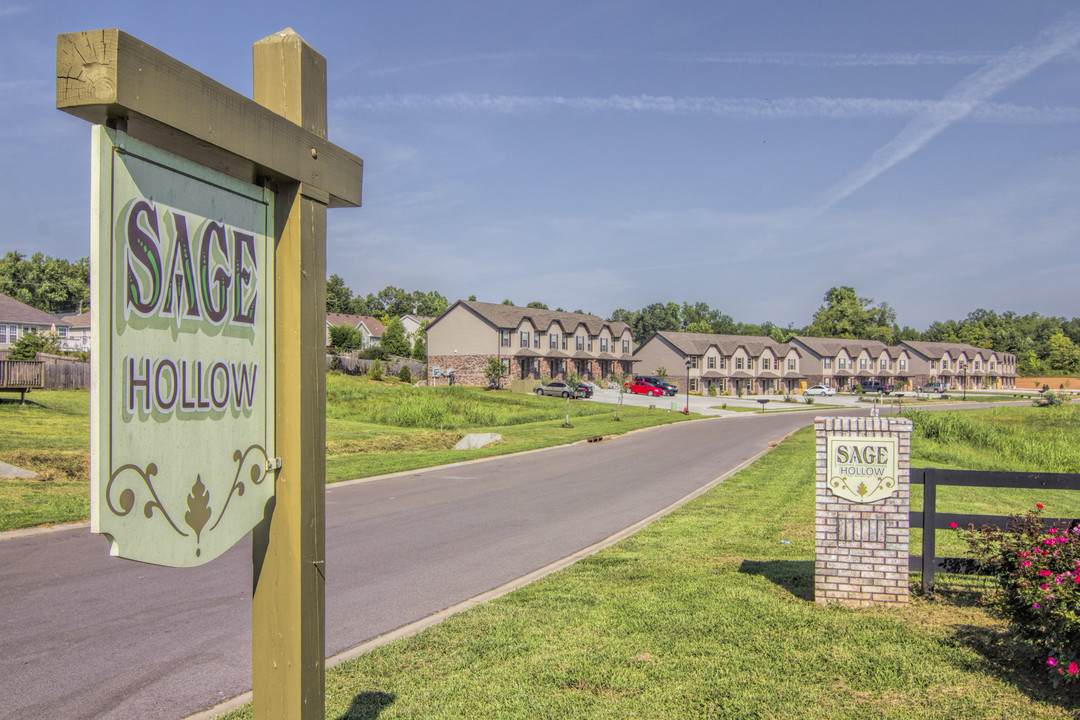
[1,409,856,720]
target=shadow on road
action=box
[738,559,815,601]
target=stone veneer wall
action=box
[427,354,499,386]
[815,416,912,607]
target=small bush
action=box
[708,384,717,397]
[803,396,814,405]
[398,365,412,383]
[369,359,384,381]
[957,504,1080,686]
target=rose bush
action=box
[958,503,1080,686]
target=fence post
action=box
[920,468,937,595]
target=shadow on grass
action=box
[738,559,814,601]
[334,690,396,719]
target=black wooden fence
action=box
[909,467,1080,593]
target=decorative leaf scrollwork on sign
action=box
[185,476,212,557]
[209,444,270,533]
[106,462,188,538]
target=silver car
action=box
[534,381,579,398]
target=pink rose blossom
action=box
[949,522,958,529]
[1070,663,1079,675]
[1048,657,1058,666]
[1037,503,1044,509]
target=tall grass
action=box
[326,375,610,430]
[904,405,1080,473]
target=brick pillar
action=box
[815,416,912,606]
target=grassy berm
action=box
[0,374,691,531]
[215,405,1080,720]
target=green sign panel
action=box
[826,436,899,504]
[90,126,275,567]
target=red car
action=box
[625,379,664,396]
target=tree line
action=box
[0,251,89,315]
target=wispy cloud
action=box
[665,49,1080,68]
[808,12,1080,214]
[336,92,1080,124]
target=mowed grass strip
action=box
[219,414,1079,720]
[0,375,693,531]
[0,391,91,530]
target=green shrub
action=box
[369,359,384,381]
[803,396,814,405]
[957,504,1080,686]
[398,365,412,383]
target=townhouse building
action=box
[900,341,1017,390]
[632,330,1017,394]
[424,300,636,386]
[633,331,804,395]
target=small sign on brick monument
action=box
[815,417,912,607]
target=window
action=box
[689,356,699,369]
[501,330,511,347]
[600,338,609,353]
[859,359,867,370]
[550,333,558,349]
[899,360,906,371]
[824,358,832,369]
[747,357,755,370]
[930,360,938,370]
[622,340,629,354]
[588,336,594,351]
[707,356,716,370]
[534,333,541,349]
[788,358,796,370]
[879,359,887,370]
[563,335,568,351]
[520,331,530,347]
[736,357,744,370]
[838,358,846,370]
[943,359,950,370]
[576,335,584,351]
[721,356,728,369]
[975,360,981,370]
[762,358,771,371]
[690,378,698,391]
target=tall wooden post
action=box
[251,30,328,720]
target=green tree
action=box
[807,286,895,343]
[526,301,549,309]
[398,365,412,383]
[484,358,507,389]
[9,330,59,360]
[328,324,361,352]
[413,290,448,317]
[0,251,90,314]
[412,335,427,362]
[380,316,410,357]
[326,274,353,313]
[1046,332,1080,374]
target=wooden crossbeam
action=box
[56,29,362,208]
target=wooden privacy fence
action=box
[909,467,1080,593]
[44,362,90,390]
[326,354,426,380]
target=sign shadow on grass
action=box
[738,559,815,601]
[335,691,396,720]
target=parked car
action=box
[635,375,677,396]
[918,381,947,394]
[859,381,894,394]
[576,382,593,399]
[534,381,578,398]
[804,384,837,396]
[624,379,665,397]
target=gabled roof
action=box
[638,331,788,358]
[56,311,90,329]
[900,340,999,361]
[0,294,70,328]
[429,300,632,339]
[793,336,894,358]
[326,313,386,336]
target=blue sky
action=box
[4,1,1079,329]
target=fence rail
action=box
[0,359,44,402]
[909,467,1080,593]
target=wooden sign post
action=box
[58,28,362,719]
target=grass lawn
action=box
[0,391,90,530]
[218,407,1080,720]
[0,375,694,531]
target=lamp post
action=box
[685,358,691,415]
[960,361,967,401]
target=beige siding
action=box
[427,307,500,355]
[632,336,684,376]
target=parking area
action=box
[585,387,867,416]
